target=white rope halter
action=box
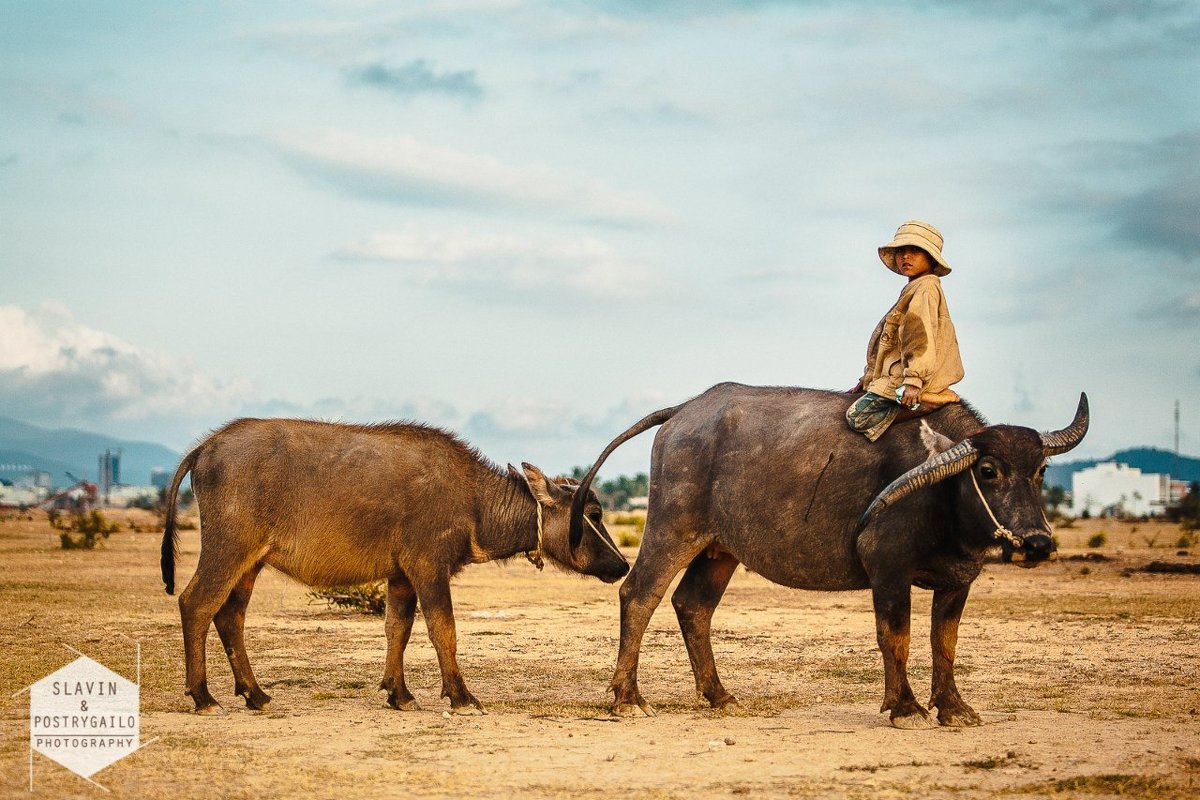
[969,469,1023,548]
[524,503,624,569]
[525,498,545,570]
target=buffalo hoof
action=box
[242,688,272,711]
[451,704,486,716]
[612,701,656,718]
[388,698,420,711]
[936,706,982,727]
[890,711,935,730]
[709,695,741,714]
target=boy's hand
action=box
[899,384,921,409]
[846,380,863,393]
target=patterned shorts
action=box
[845,391,901,442]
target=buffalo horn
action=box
[1040,392,1090,456]
[858,439,979,529]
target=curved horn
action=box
[1040,392,1089,456]
[858,439,979,529]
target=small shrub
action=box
[1176,532,1194,549]
[1057,517,1076,529]
[309,582,386,615]
[617,530,641,548]
[608,513,646,533]
[54,510,120,550]
[1086,532,1107,549]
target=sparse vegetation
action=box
[609,512,646,532]
[308,582,387,615]
[1016,773,1174,796]
[1087,531,1107,548]
[50,509,121,549]
[963,752,1017,770]
[571,468,649,510]
[606,511,645,547]
[1043,485,1067,522]
[1166,481,1199,530]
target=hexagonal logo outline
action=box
[19,645,155,791]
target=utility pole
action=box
[1174,400,1180,481]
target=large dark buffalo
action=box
[161,418,629,715]
[570,383,1087,728]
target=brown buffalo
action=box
[161,417,628,715]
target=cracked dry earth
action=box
[1,511,1198,798]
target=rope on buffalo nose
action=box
[525,499,545,571]
[969,469,1022,548]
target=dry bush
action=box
[49,509,121,549]
[308,582,387,615]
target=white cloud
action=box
[333,226,656,299]
[238,2,642,60]
[274,130,669,225]
[461,390,668,475]
[0,303,252,427]
[0,302,665,474]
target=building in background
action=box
[150,469,172,490]
[98,449,121,501]
[1071,462,1171,518]
[0,476,47,508]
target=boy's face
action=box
[895,245,934,279]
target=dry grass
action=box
[1,509,1197,799]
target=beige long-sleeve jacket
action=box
[860,274,964,397]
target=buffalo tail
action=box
[568,404,682,550]
[161,446,200,595]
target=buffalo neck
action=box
[476,470,541,561]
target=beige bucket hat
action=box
[878,220,951,276]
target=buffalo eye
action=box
[979,464,998,480]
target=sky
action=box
[1,0,1198,480]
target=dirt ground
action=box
[2,510,1198,799]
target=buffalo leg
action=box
[178,542,262,714]
[413,574,482,714]
[212,561,271,710]
[672,551,740,710]
[871,585,933,729]
[929,586,981,727]
[611,537,702,717]
[380,574,420,711]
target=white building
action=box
[0,482,45,508]
[1071,462,1170,518]
[105,485,161,508]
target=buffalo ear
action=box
[919,420,955,456]
[520,462,559,506]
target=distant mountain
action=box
[1046,447,1200,489]
[0,416,179,487]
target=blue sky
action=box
[1,1,1198,478]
